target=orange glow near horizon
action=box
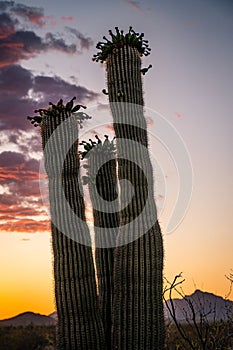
[0,224,232,320]
[0,232,55,320]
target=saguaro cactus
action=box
[28,101,105,350]
[79,135,119,350]
[94,28,165,349]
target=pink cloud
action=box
[175,112,183,119]
[61,16,75,22]
[0,218,50,233]
[105,125,114,132]
[44,15,58,27]
[26,13,45,27]
[126,0,142,11]
[146,117,154,126]
[9,2,45,27]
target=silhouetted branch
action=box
[163,274,196,349]
[225,269,233,299]
[164,273,233,349]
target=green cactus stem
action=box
[80,135,119,350]
[94,29,165,350]
[28,98,105,350]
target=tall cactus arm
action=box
[28,99,105,350]
[93,29,165,350]
[80,136,119,350]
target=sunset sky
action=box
[0,0,233,320]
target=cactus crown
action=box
[79,135,116,185]
[27,97,91,128]
[79,135,116,160]
[92,27,151,63]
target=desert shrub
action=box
[0,325,56,350]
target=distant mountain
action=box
[164,289,233,323]
[47,290,233,324]
[0,312,56,327]
[48,311,57,321]
[1,290,232,327]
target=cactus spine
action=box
[28,102,105,350]
[94,29,165,349]
[80,136,119,350]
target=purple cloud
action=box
[0,64,99,131]
[0,28,77,67]
[0,149,46,233]
[0,1,44,27]
[0,2,98,235]
[45,32,76,53]
[33,75,98,104]
[0,64,33,95]
[0,12,18,38]
[65,27,93,50]
[0,1,94,67]
[0,2,98,131]
[0,151,25,166]
[10,2,45,27]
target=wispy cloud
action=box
[125,0,143,11]
[45,32,76,53]
[175,112,183,119]
[125,0,150,12]
[10,2,45,27]
[0,219,49,233]
[146,117,154,126]
[66,27,93,50]
[0,1,45,27]
[105,125,114,132]
[61,16,75,22]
